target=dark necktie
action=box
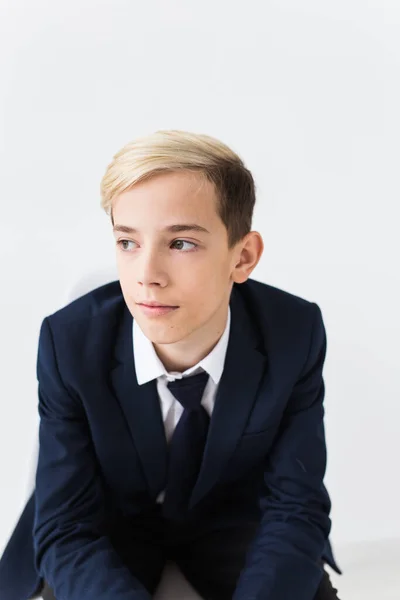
[162,370,210,520]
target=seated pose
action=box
[0,129,342,600]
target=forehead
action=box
[113,171,218,217]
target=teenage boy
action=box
[0,130,341,600]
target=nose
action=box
[136,247,168,288]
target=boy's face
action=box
[112,170,242,348]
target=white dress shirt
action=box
[133,307,231,502]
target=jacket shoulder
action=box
[242,278,316,311]
[46,279,125,328]
[237,279,322,353]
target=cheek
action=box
[182,270,224,301]
[116,258,130,283]
[185,257,228,286]
[182,278,226,320]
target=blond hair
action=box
[100,129,256,248]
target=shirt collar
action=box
[133,306,231,385]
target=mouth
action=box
[136,302,179,317]
[137,301,179,308]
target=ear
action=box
[232,232,264,284]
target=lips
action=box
[137,303,179,317]
[138,302,178,308]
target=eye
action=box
[171,240,198,251]
[117,240,136,251]
[116,239,198,252]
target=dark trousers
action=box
[40,506,340,600]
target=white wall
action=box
[1,0,399,557]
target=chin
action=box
[144,329,185,345]
[135,319,183,344]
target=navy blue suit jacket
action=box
[0,278,341,600]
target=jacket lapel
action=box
[189,285,268,509]
[109,304,167,501]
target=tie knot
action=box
[167,371,209,410]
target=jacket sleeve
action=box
[33,317,151,600]
[233,303,332,600]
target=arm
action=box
[33,317,151,600]
[233,303,332,600]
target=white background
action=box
[0,0,399,559]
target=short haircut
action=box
[100,129,257,248]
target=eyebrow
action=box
[112,224,210,235]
